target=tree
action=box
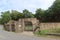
[23,9,34,18]
[35,8,45,22]
[1,11,11,24]
[0,18,2,24]
[11,10,23,20]
[48,0,60,22]
[42,9,53,22]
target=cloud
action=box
[0,0,55,13]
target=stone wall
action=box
[40,23,60,30]
[4,18,60,33]
[4,18,40,33]
[18,18,40,32]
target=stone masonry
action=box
[4,18,40,33]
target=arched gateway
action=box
[4,18,40,33]
[24,21,33,31]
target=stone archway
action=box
[24,21,33,31]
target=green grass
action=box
[34,30,48,36]
[24,26,33,31]
[50,28,60,33]
[34,28,60,36]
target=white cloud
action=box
[0,0,55,13]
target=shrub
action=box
[39,30,48,35]
[34,30,48,35]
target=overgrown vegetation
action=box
[50,28,60,33]
[0,0,60,24]
[34,28,60,36]
[34,30,48,36]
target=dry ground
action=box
[0,25,60,40]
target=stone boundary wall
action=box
[40,23,60,30]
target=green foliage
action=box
[34,0,60,22]
[1,11,11,24]
[35,8,45,22]
[0,18,2,24]
[0,10,34,24]
[55,28,60,33]
[34,30,48,35]
[0,0,60,24]
[23,9,34,18]
[39,30,47,35]
[47,0,60,22]
[35,8,44,19]
[50,28,60,33]
[11,10,23,20]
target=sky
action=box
[0,0,55,13]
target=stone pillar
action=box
[16,19,23,33]
[32,22,36,32]
[21,19,25,32]
[15,21,18,33]
[9,24,12,31]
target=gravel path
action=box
[0,25,60,40]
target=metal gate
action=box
[11,24,15,32]
[24,21,33,31]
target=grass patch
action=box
[34,28,60,36]
[51,28,60,33]
[34,30,48,36]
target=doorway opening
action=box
[11,24,15,32]
[24,21,33,31]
